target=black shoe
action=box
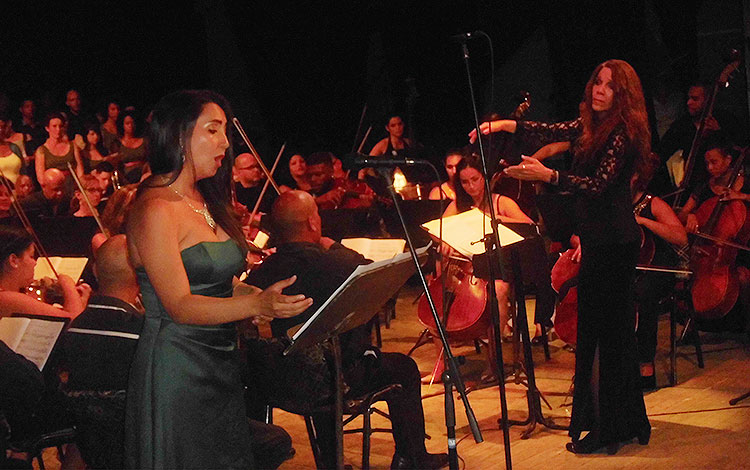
[641,374,657,391]
[565,433,618,455]
[636,427,651,445]
[391,452,450,470]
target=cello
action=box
[689,147,750,320]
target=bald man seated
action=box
[233,152,276,214]
[246,190,448,470]
[18,168,71,217]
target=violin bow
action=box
[0,168,59,279]
[232,118,282,195]
[351,103,368,152]
[356,125,372,154]
[248,142,285,226]
[67,162,109,238]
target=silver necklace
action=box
[169,186,216,231]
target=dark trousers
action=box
[635,272,676,364]
[311,352,426,469]
[570,241,650,444]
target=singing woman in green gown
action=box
[124,90,312,469]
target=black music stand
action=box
[284,247,429,470]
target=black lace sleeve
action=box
[558,129,628,196]
[516,118,582,146]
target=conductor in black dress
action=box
[470,59,651,454]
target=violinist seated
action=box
[678,135,750,234]
[431,155,533,380]
[245,190,449,470]
[17,168,71,219]
[233,152,277,215]
[91,161,115,199]
[629,155,688,390]
[72,174,106,217]
[0,225,91,320]
[428,148,462,201]
[307,151,375,210]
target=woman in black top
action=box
[471,59,652,454]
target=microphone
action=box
[450,31,479,42]
[354,157,429,167]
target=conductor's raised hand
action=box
[257,275,313,319]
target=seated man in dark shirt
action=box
[246,190,448,470]
[652,81,745,196]
[18,168,70,218]
[307,151,374,210]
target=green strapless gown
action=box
[125,240,254,469]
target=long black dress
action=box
[516,118,650,444]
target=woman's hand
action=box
[503,156,554,182]
[255,275,313,319]
[468,120,516,143]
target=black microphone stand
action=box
[457,35,513,470]
[375,166,482,470]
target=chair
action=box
[267,383,402,470]
[8,424,77,470]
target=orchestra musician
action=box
[0,225,91,319]
[432,154,532,380]
[477,59,652,454]
[123,90,311,469]
[428,148,462,200]
[279,153,311,192]
[307,151,375,210]
[630,154,688,390]
[678,134,750,233]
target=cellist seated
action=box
[676,135,750,334]
[678,135,750,233]
[429,154,533,382]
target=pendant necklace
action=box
[169,186,217,232]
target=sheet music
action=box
[13,319,65,370]
[0,317,31,350]
[421,208,523,257]
[34,256,88,282]
[341,238,406,262]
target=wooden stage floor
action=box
[37,286,750,470]
[274,285,750,470]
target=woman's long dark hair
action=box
[0,226,33,269]
[578,59,651,176]
[144,90,247,251]
[454,154,487,213]
[84,122,109,156]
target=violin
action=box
[689,147,750,320]
[551,247,579,347]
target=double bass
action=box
[690,147,750,320]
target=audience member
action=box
[17,99,46,155]
[81,123,110,171]
[100,101,121,151]
[113,109,146,184]
[0,115,25,184]
[64,89,90,145]
[34,112,84,183]
[279,153,311,192]
[19,168,71,218]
